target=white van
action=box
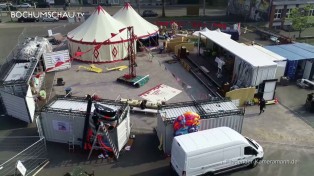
[170,127,263,176]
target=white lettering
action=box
[68,12,75,18]
[10,11,15,18]
[10,11,86,19]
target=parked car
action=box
[297,79,314,89]
[171,127,264,176]
[142,10,158,17]
[18,16,39,22]
[36,2,50,8]
[0,3,12,8]
[17,3,32,8]
[42,16,59,22]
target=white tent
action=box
[192,27,210,36]
[113,3,159,39]
[67,6,129,63]
[193,28,232,39]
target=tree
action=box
[289,5,312,38]
[162,0,165,17]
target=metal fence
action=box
[0,137,48,176]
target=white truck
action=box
[171,127,263,176]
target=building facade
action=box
[269,0,314,28]
[227,0,314,29]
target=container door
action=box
[303,60,312,80]
[36,116,44,137]
[263,80,277,101]
[0,91,31,123]
[286,60,298,80]
[25,86,36,122]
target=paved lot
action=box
[275,85,314,128]
[1,19,314,176]
[37,104,314,176]
[53,55,193,103]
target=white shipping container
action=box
[252,45,287,81]
[40,97,130,151]
[156,100,244,154]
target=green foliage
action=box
[289,5,313,37]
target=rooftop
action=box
[159,99,242,122]
[175,127,247,154]
[265,43,314,61]
[200,31,277,68]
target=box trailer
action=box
[0,37,52,123]
[39,96,131,152]
[233,49,277,88]
[251,45,287,81]
[156,99,244,154]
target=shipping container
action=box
[39,96,131,152]
[0,37,51,123]
[156,99,244,154]
[252,45,287,81]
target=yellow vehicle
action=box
[106,65,128,72]
[78,64,103,73]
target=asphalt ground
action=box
[1,14,314,176]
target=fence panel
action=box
[0,137,48,176]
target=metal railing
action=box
[0,137,48,176]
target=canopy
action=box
[193,28,231,39]
[192,27,211,36]
[200,31,276,67]
[113,3,159,39]
[265,43,314,61]
[67,6,127,44]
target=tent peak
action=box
[124,2,131,9]
[97,5,104,14]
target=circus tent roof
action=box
[67,6,128,44]
[113,3,159,39]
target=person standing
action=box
[259,98,266,115]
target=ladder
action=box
[101,122,119,159]
[68,114,75,152]
[87,122,120,160]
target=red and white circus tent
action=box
[113,3,159,39]
[67,6,129,63]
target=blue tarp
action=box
[264,46,304,60]
[264,43,314,61]
[293,43,314,53]
[265,43,314,80]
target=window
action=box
[274,9,283,19]
[244,146,258,156]
[309,9,314,16]
[286,9,292,18]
